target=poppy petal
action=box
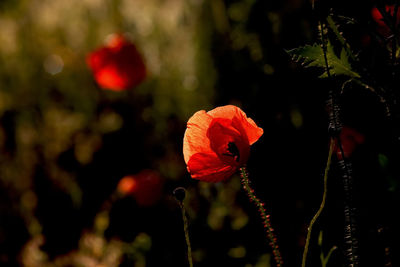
[343,127,365,144]
[335,126,365,159]
[87,48,111,71]
[207,118,249,164]
[87,34,146,91]
[208,105,263,145]
[183,110,213,164]
[94,65,127,91]
[207,118,241,153]
[187,152,237,182]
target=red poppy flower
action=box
[117,176,137,195]
[371,5,400,37]
[335,126,365,160]
[183,105,263,182]
[117,170,163,206]
[87,34,146,91]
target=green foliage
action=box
[287,41,360,78]
[326,16,356,62]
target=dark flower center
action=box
[223,142,240,162]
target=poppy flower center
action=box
[223,142,240,162]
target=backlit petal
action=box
[208,105,263,145]
[87,34,146,91]
[187,152,237,182]
[207,118,241,153]
[87,48,110,71]
[207,118,249,165]
[183,110,213,164]
[95,65,127,91]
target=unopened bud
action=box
[173,187,186,202]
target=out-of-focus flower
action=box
[117,170,163,206]
[87,34,146,91]
[183,105,263,182]
[371,5,400,37]
[117,176,137,195]
[335,126,365,159]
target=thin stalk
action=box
[337,142,359,267]
[321,246,338,267]
[319,20,331,79]
[179,202,194,267]
[240,167,283,267]
[319,20,341,134]
[344,79,391,118]
[301,138,335,267]
[319,16,359,266]
[392,1,399,71]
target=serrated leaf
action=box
[287,43,325,68]
[327,15,356,61]
[287,42,360,78]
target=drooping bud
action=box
[173,187,186,202]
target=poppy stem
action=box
[171,188,194,267]
[319,11,360,267]
[173,187,194,266]
[240,167,283,267]
[179,202,193,267]
[301,137,334,267]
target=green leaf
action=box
[326,15,356,61]
[318,231,323,246]
[287,42,360,78]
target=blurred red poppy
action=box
[335,126,365,160]
[371,5,400,37]
[183,105,263,182]
[117,170,163,206]
[87,34,146,91]
[117,176,137,195]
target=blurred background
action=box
[1,0,399,266]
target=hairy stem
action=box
[240,167,283,267]
[337,143,359,267]
[179,202,193,267]
[392,1,399,71]
[319,16,359,267]
[301,138,334,267]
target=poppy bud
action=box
[173,187,186,202]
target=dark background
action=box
[1,0,399,266]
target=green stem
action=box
[320,245,337,267]
[301,138,335,267]
[179,202,194,267]
[319,20,331,79]
[324,246,338,266]
[240,167,283,267]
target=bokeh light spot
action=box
[43,54,64,75]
